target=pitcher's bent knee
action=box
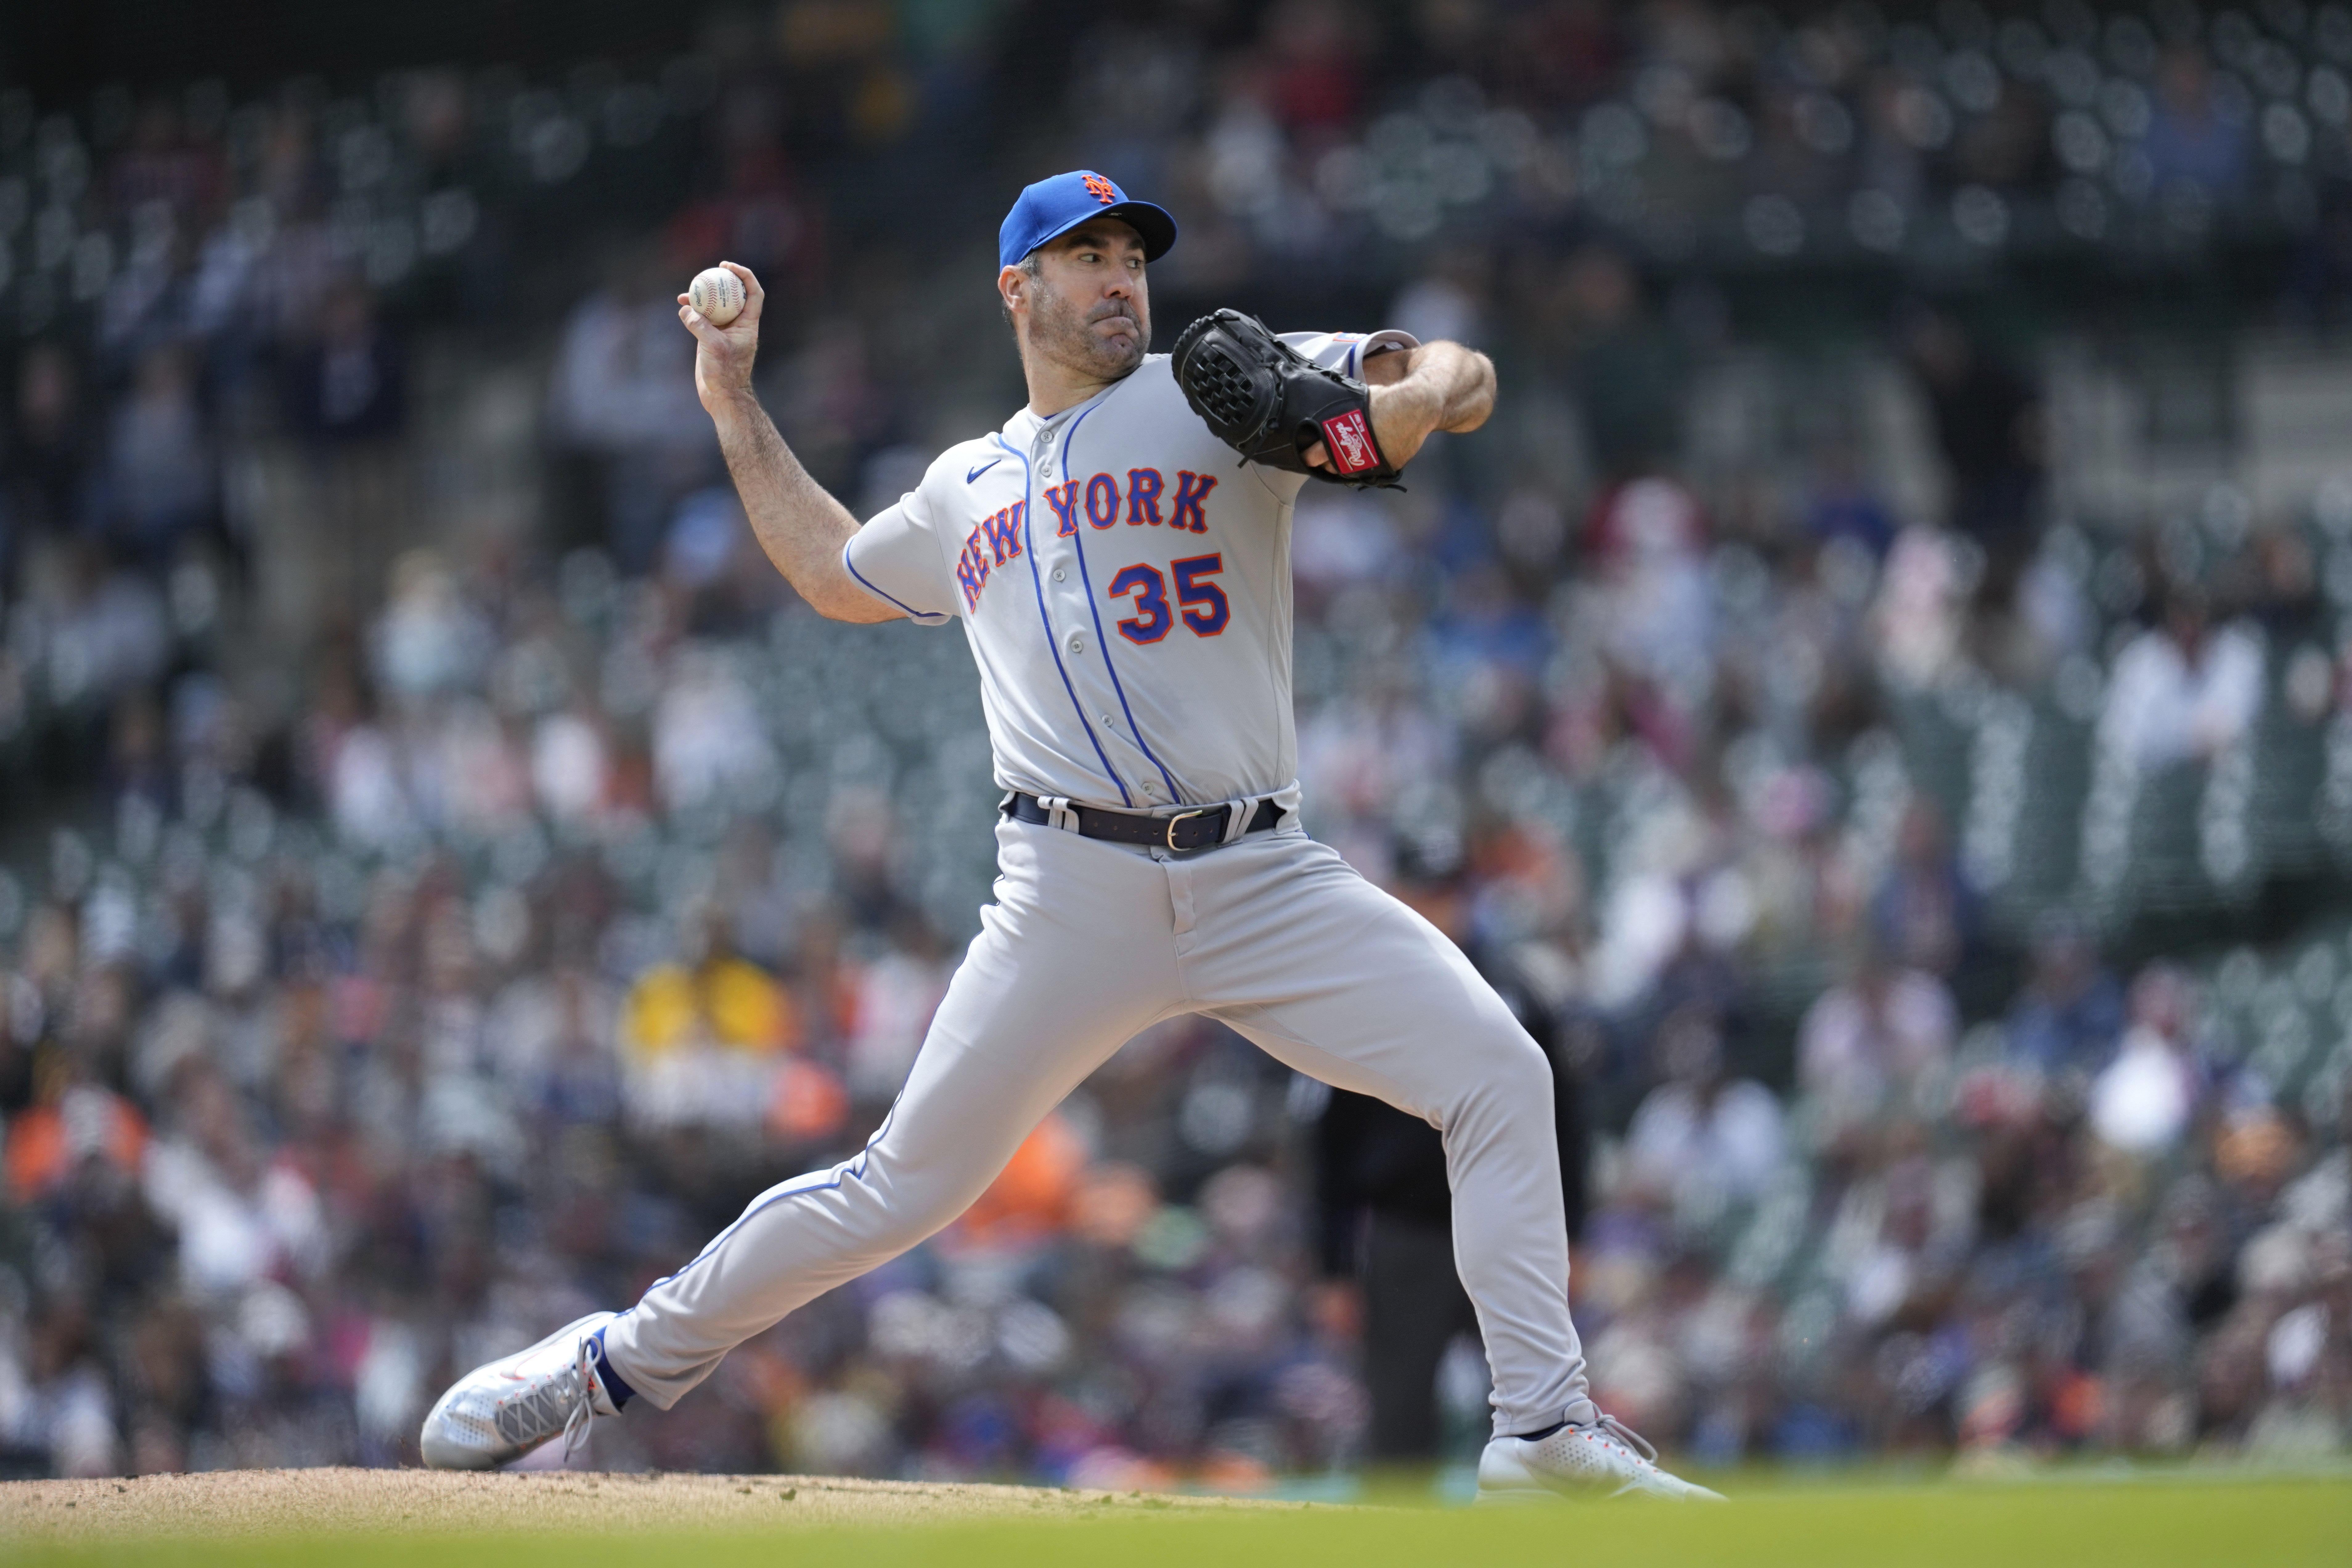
[1442,1024,1557,1134]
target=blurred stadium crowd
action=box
[0,0,2349,1487]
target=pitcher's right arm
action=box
[679,262,901,624]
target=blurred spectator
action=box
[2087,966,2205,1159]
[2099,586,2265,771]
[280,279,405,444]
[1797,949,1958,1112]
[2285,198,2352,325]
[548,253,718,573]
[1559,246,1687,484]
[6,1082,148,1207]
[1801,439,1899,559]
[1264,0,1368,137]
[2004,914,2126,1079]
[103,343,215,569]
[1583,474,1713,726]
[1897,308,2042,597]
[371,551,492,708]
[617,915,811,1134]
[6,344,92,576]
[41,546,173,711]
[662,132,821,296]
[142,1064,325,1302]
[1869,798,1978,981]
[1868,526,1973,690]
[1623,1004,1785,1212]
[2144,47,2250,211]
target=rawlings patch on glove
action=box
[1172,309,1403,488]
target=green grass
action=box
[14,1472,2349,1568]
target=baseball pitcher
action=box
[421,171,1720,1503]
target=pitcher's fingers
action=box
[677,302,722,346]
[721,261,764,322]
[1302,441,1332,471]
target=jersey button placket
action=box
[1039,412,1138,795]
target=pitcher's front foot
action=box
[420,1312,628,1470]
[1476,1415,1726,1503]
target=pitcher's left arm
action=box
[1308,341,1494,473]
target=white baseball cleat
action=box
[420,1311,626,1470]
[1476,1415,1727,1503]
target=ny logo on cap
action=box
[1082,173,1119,205]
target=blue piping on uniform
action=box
[841,540,948,622]
[635,1100,903,1296]
[1058,398,1188,805]
[999,432,1133,806]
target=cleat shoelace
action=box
[488,1335,604,1464]
[1593,1414,1658,1465]
[561,1334,601,1462]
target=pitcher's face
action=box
[1013,219,1150,381]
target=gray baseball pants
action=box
[599,815,1596,1438]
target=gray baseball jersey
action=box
[841,333,1411,811]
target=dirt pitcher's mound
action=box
[2,1467,1300,1540]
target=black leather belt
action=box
[1004,792,1283,853]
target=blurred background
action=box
[0,0,2348,1492]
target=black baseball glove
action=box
[1171,309,1404,489]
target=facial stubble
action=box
[1026,272,1148,383]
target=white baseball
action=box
[688,266,745,327]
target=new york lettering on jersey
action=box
[1037,468,1216,539]
[951,438,1220,615]
[954,500,1027,610]
[949,471,1214,616]
[840,334,1411,809]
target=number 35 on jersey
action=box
[1110,553,1229,644]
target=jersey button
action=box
[1099,714,1114,728]
[1052,568,1066,582]
[1067,632,1086,655]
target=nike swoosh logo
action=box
[966,458,1002,483]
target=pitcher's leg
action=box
[1197,835,1593,1438]
[603,822,1178,1408]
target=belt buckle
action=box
[1163,806,1211,853]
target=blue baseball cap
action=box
[998,170,1178,270]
